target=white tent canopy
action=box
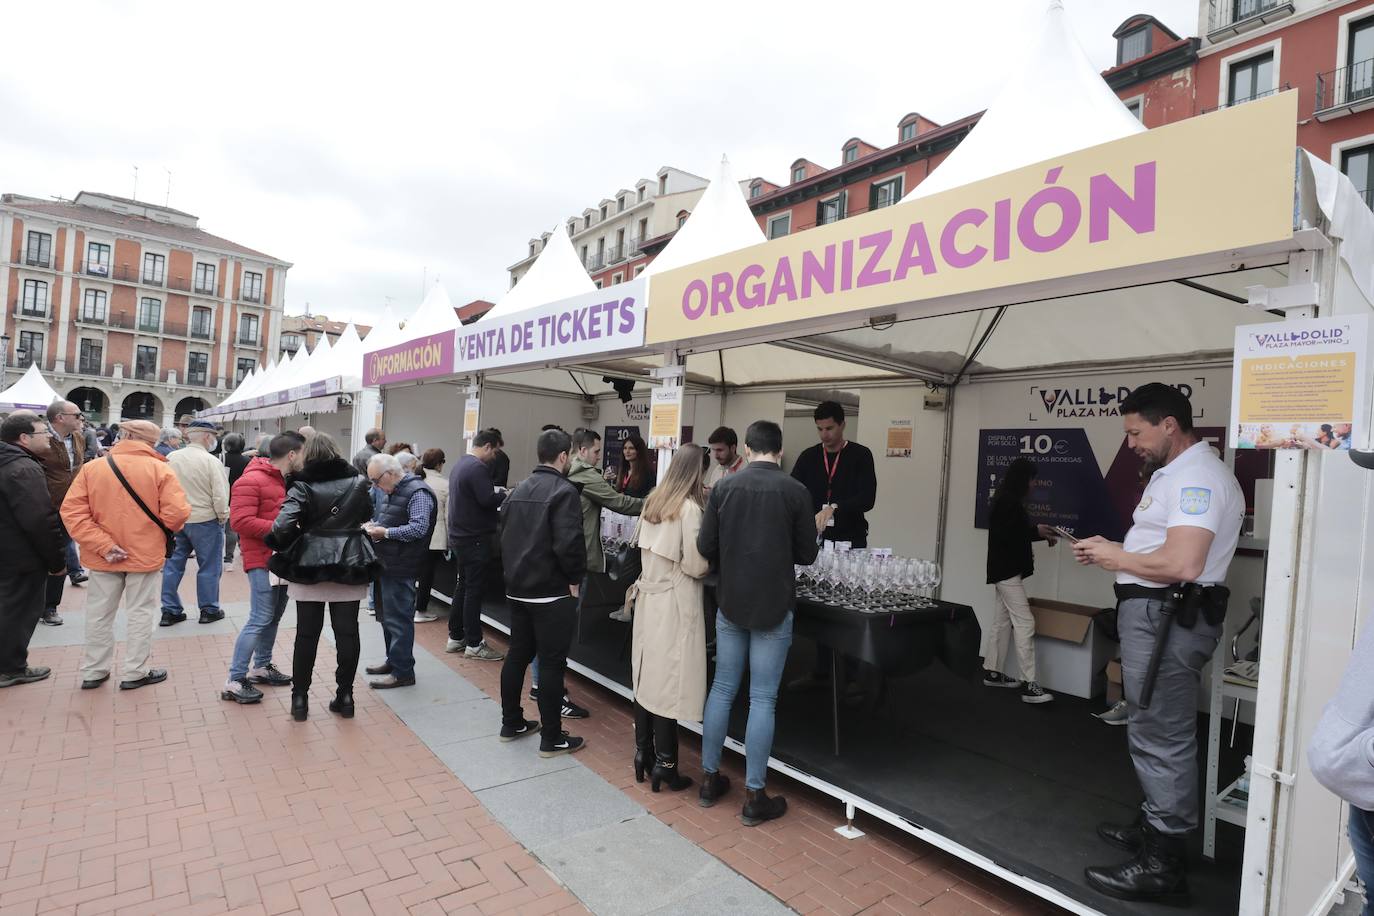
[0,364,62,412]
[482,221,595,321]
[645,156,766,277]
[903,0,1143,202]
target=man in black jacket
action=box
[0,411,66,688]
[497,428,588,757]
[697,420,823,825]
[445,428,508,661]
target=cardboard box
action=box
[998,599,1115,699]
[1106,658,1123,704]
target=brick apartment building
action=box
[504,0,1374,294]
[0,191,290,426]
[279,314,371,359]
[1107,0,1374,204]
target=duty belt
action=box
[1113,583,1176,602]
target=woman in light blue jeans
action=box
[700,610,793,800]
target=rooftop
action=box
[2,192,291,265]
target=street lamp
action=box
[0,333,9,388]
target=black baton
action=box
[1139,588,1184,711]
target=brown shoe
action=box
[368,673,416,689]
[365,662,392,676]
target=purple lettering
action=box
[767,257,797,305]
[857,230,893,287]
[1089,161,1157,242]
[893,221,937,281]
[1016,167,1081,253]
[737,264,766,309]
[993,198,1012,261]
[618,298,636,333]
[840,239,854,292]
[710,272,735,316]
[939,208,988,269]
[682,281,708,320]
[800,245,836,298]
[556,311,572,344]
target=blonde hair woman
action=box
[631,443,710,792]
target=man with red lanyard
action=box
[788,401,877,691]
[704,427,745,492]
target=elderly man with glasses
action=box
[0,411,66,687]
[363,452,437,689]
[37,401,90,627]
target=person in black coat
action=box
[984,457,1060,704]
[221,433,251,565]
[0,412,66,688]
[266,433,376,721]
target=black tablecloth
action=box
[794,597,981,679]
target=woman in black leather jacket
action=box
[267,432,376,722]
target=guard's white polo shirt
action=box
[1117,441,1245,588]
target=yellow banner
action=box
[646,92,1297,345]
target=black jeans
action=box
[416,549,448,613]
[0,570,47,673]
[44,527,72,613]
[292,600,361,696]
[450,534,493,645]
[501,597,577,742]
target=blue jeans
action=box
[701,610,793,790]
[65,537,82,576]
[1350,806,1374,916]
[161,520,224,614]
[378,576,416,680]
[228,568,289,681]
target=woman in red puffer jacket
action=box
[221,433,305,704]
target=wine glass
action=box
[915,560,934,607]
[927,562,942,604]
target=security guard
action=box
[1072,383,1243,904]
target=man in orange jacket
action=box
[61,420,191,690]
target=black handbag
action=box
[106,455,176,558]
[605,517,642,583]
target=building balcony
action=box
[240,291,262,304]
[190,324,213,340]
[137,320,162,334]
[605,245,626,265]
[193,282,216,295]
[1316,60,1374,121]
[1207,0,1294,43]
[586,253,605,271]
[142,273,165,288]
[238,335,260,347]
[187,372,208,387]
[22,253,52,269]
[77,359,105,376]
[81,259,112,278]
[1200,83,1289,115]
[13,299,50,319]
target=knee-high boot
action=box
[650,714,693,793]
[632,701,655,784]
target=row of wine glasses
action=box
[795,550,942,612]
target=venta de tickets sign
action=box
[453,277,648,373]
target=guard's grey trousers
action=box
[1118,596,1222,836]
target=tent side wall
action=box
[1250,252,1374,916]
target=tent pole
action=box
[933,382,956,584]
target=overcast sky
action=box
[0,0,1200,328]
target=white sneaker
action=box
[1021,681,1054,704]
[415,611,439,623]
[1095,698,1129,725]
[445,638,466,653]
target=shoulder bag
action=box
[106,455,176,558]
[605,515,643,583]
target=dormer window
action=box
[618,197,626,212]
[900,121,917,142]
[1117,25,1149,65]
[529,242,538,257]
[600,205,608,220]
[843,145,859,164]
[792,166,806,183]
[637,186,646,202]
[750,183,761,199]
[585,215,592,230]
[568,222,577,236]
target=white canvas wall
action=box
[851,387,944,559]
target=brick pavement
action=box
[0,564,1066,915]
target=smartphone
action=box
[1050,526,1081,543]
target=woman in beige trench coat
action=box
[632,443,710,793]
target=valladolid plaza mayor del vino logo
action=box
[1029,380,1201,420]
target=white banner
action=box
[454,277,648,374]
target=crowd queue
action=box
[8,389,1374,903]
[0,401,855,828]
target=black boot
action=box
[741,787,787,827]
[291,693,308,722]
[699,771,731,808]
[632,702,655,784]
[1097,809,1146,852]
[1085,823,1191,905]
[648,714,690,792]
[329,689,354,718]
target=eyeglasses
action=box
[24,429,54,438]
[60,412,83,419]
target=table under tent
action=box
[371,9,1374,916]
